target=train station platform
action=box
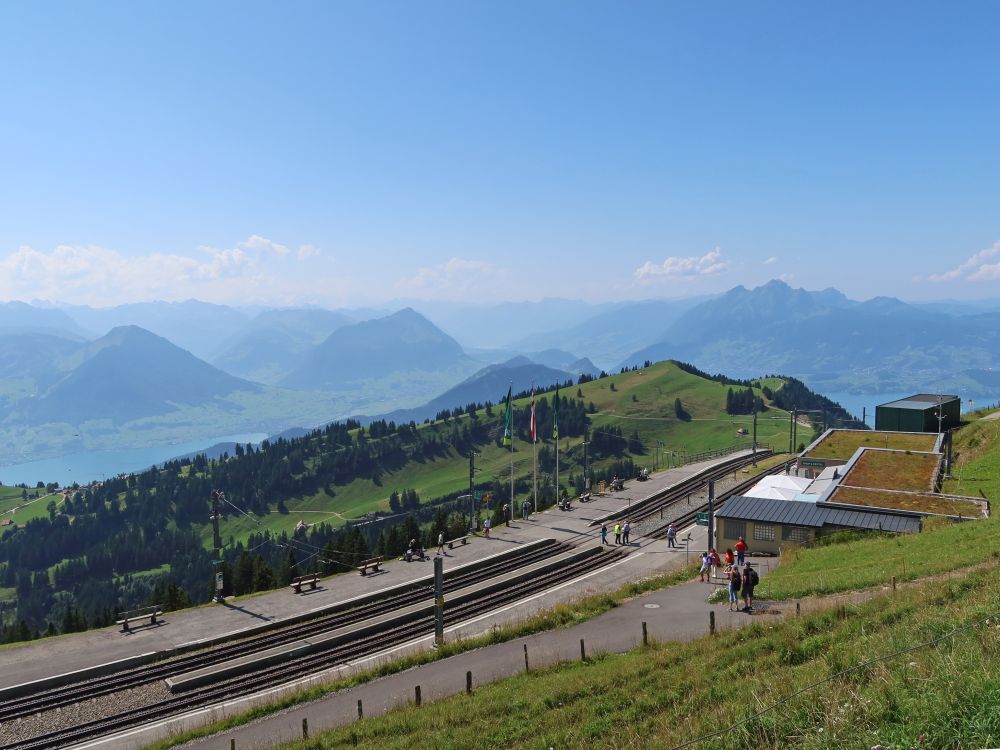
[0,450,758,699]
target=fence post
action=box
[302,718,309,739]
[357,699,363,719]
[642,621,648,646]
[580,638,586,661]
[795,601,800,617]
[415,685,421,706]
[231,740,236,750]
[892,575,896,593]
[524,643,530,672]
[709,611,716,635]
[466,670,472,695]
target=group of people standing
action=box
[600,520,632,546]
[696,539,758,612]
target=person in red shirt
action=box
[735,536,748,566]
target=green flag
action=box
[553,384,559,439]
[502,386,512,446]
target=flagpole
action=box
[554,384,560,506]
[532,386,537,516]
[509,382,514,526]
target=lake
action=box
[0,433,268,487]
[822,391,997,426]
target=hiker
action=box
[522,500,531,520]
[724,547,735,568]
[709,548,722,579]
[666,523,677,548]
[741,562,758,612]
[735,536,748,566]
[503,503,510,526]
[437,531,445,555]
[600,524,609,545]
[614,522,622,545]
[699,551,712,583]
[622,520,631,546]
[728,566,742,611]
[483,516,491,537]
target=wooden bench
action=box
[358,556,383,575]
[116,604,163,633]
[290,574,320,593]
[446,535,469,550]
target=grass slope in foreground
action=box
[278,568,999,750]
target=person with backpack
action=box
[741,562,758,612]
[728,566,742,611]
[735,536,748,566]
[699,551,712,583]
[666,523,677,548]
[622,520,631,546]
[724,547,735,568]
[709,548,722,579]
[614,522,622,545]
[600,524,609,545]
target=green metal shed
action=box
[875,394,960,432]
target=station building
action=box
[875,394,961,433]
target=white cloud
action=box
[394,258,509,299]
[928,241,1000,282]
[0,235,348,307]
[764,256,778,265]
[634,247,729,281]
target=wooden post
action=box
[230,740,236,750]
[357,699,363,719]
[302,718,309,739]
[795,601,800,617]
[415,685,422,706]
[523,643,530,672]
[642,621,648,646]
[580,638,586,661]
[466,670,472,695]
[892,575,896,593]
[709,611,716,635]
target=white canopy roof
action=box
[744,474,813,502]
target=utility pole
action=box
[210,490,225,603]
[752,409,758,467]
[583,425,590,491]
[468,452,476,533]
[707,479,715,552]
[788,410,794,454]
[792,408,799,453]
[433,556,444,647]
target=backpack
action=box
[749,568,760,586]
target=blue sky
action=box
[0,1,998,306]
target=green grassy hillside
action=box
[210,361,794,544]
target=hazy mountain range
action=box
[2,281,999,464]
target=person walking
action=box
[600,524,609,545]
[614,522,622,545]
[709,548,721,579]
[741,562,757,612]
[622,520,631,546]
[437,531,445,555]
[666,523,677,548]
[522,500,531,520]
[483,516,491,538]
[699,551,712,583]
[735,536,748,566]
[728,566,742,611]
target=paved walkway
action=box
[125,559,782,750]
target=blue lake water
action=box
[0,433,268,487]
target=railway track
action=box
[3,545,626,750]
[601,449,777,526]
[0,539,571,725]
[645,461,789,539]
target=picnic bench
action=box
[290,574,320,593]
[446,535,469,550]
[116,604,163,633]
[358,556,383,575]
